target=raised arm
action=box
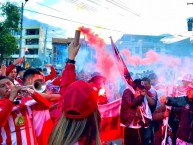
[44,64,57,82]
[6,56,25,76]
[160,96,188,107]
[59,40,80,94]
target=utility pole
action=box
[44,27,48,54]
[19,0,28,58]
[19,2,24,58]
[43,27,48,64]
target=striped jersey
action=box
[0,93,52,145]
[0,98,38,145]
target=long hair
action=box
[48,109,101,145]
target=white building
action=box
[11,24,45,65]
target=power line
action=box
[35,1,96,14]
[24,8,126,33]
[105,0,140,17]
[35,1,139,17]
[36,2,61,12]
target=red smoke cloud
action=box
[121,49,159,66]
[120,49,180,67]
[79,26,105,48]
[78,26,183,88]
[79,26,120,82]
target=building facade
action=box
[11,24,45,67]
[52,37,95,72]
[52,38,72,70]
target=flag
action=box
[110,37,135,94]
[110,37,133,85]
[99,98,124,142]
[161,106,172,145]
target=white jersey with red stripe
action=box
[0,109,38,145]
[0,99,38,145]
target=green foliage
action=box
[0,31,18,55]
[1,2,20,30]
[0,2,20,63]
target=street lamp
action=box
[19,0,29,58]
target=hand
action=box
[9,85,22,101]
[141,89,147,96]
[26,88,35,95]
[160,96,167,104]
[13,56,25,65]
[1,64,6,76]
[18,88,35,97]
[44,64,52,67]
[134,91,141,98]
[68,40,80,60]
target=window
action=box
[25,48,38,55]
[26,39,39,45]
[10,30,21,36]
[26,29,39,35]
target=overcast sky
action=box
[1,0,193,43]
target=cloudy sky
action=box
[1,0,193,43]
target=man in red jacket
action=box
[0,74,52,145]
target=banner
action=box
[99,98,123,141]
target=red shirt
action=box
[0,92,52,145]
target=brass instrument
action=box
[21,79,46,93]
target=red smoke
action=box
[120,49,180,67]
[78,26,119,82]
[79,26,105,48]
[121,49,159,66]
[78,26,182,88]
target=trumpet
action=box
[21,79,46,93]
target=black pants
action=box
[142,125,153,145]
[124,127,143,145]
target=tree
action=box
[0,2,20,64]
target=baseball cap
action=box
[62,80,98,119]
[88,72,106,85]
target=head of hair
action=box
[132,78,145,90]
[48,109,101,145]
[23,68,42,82]
[0,76,12,81]
[142,77,151,84]
[43,68,47,72]
[18,67,26,72]
[36,67,43,72]
[17,67,26,75]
